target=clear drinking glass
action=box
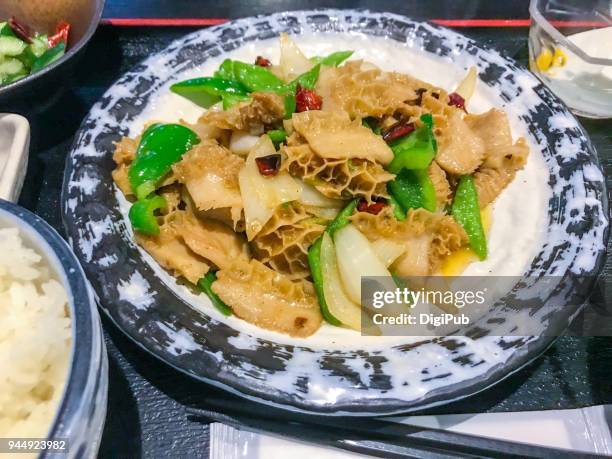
[529,0,612,118]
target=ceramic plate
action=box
[61,10,608,415]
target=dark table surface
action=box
[5,1,611,457]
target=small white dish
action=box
[0,113,30,202]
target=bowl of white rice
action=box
[0,199,107,458]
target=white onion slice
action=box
[334,224,394,304]
[454,66,478,102]
[239,136,303,240]
[370,238,406,268]
[300,182,342,208]
[230,131,261,156]
[279,32,313,80]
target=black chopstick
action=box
[191,406,462,459]
[187,399,604,459]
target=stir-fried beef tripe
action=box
[252,202,326,280]
[200,91,286,131]
[172,140,244,227]
[428,162,452,210]
[136,226,211,285]
[291,111,393,164]
[351,207,468,276]
[112,34,529,335]
[435,111,485,175]
[281,140,394,202]
[316,60,419,118]
[171,210,250,271]
[112,137,139,196]
[212,260,322,337]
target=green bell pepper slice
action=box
[307,199,359,326]
[307,238,341,326]
[387,114,437,174]
[212,59,321,117]
[280,64,321,118]
[170,77,250,108]
[451,175,487,260]
[267,129,287,148]
[388,169,436,213]
[234,60,284,91]
[388,194,407,221]
[137,123,163,151]
[214,58,235,80]
[311,50,354,67]
[215,59,285,92]
[128,194,167,236]
[283,93,296,119]
[326,199,358,236]
[128,124,200,200]
[420,112,433,129]
[420,113,438,151]
[286,64,321,92]
[222,93,251,109]
[198,272,233,316]
[31,42,65,73]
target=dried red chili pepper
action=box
[255,154,282,176]
[448,92,467,112]
[295,85,322,112]
[48,21,71,47]
[8,17,33,43]
[357,197,387,215]
[382,122,415,143]
[254,56,272,67]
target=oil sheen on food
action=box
[120,33,551,347]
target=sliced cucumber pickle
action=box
[0,57,25,79]
[0,36,27,56]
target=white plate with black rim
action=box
[61,9,609,415]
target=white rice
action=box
[0,227,72,438]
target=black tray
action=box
[8,1,611,456]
